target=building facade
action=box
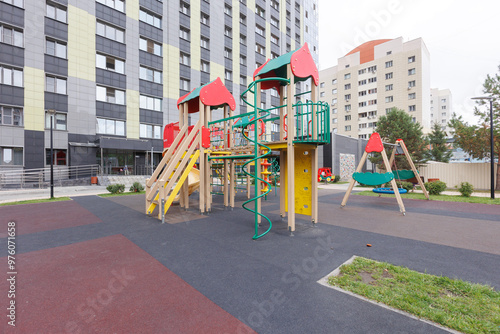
[430,88,452,135]
[319,37,431,140]
[0,0,318,176]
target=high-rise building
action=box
[319,37,431,140]
[0,0,318,175]
[430,88,452,135]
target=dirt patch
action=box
[359,271,376,284]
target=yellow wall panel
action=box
[23,67,45,131]
[164,44,180,100]
[126,0,139,20]
[266,22,271,59]
[232,0,241,83]
[247,0,255,11]
[210,62,225,82]
[126,89,140,139]
[68,6,95,82]
[190,1,201,71]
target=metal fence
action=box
[0,164,99,189]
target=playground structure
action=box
[341,133,428,214]
[145,43,330,239]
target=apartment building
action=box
[430,88,452,135]
[0,0,318,175]
[319,37,431,140]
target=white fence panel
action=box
[420,163,498,190]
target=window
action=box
[385,84,393,91]
[359,102,367,107]
[0,147,23,166]
[179,52,190,66]
[320,82,325,88]
[359,91,366,97]
[224,47,232,59]
[0,65,23,87]
[0,106,23,126]
[256,5,265,18]
[442,106,447,110]
[240,75,246,86]
[345,105,351,111]
[359,123,367,129]
[140,123,162,139]
[255,25,265,36]
[358,69,366,75]
[96,54,125,74]
[96,0,124,12]
[359,112,367,118]
[239,13,246,25]
[286,43,290,52]
[180,78,190,90]
[45,149,67,165]
[200,36,209,49]
[201,60,209,72]
[0,24,24,47]
[271,52,279,59]
[345,64,349,68]
[387,51,392,55]
[140,95,162,111]
[201,13,209,25]
[358,79,366,86]
[271,16,279,27]
[332,79,337,85]
[319,92,325,97]
[441,119,446,124]
[331,98,337,105]
[332,108,337,114]
[408,80,416,88]
[46,39,66,58]
[225,70,232,81]
[239,34,246,45]
[139,9,162,28]
[367,66,376,73]
[140,66,162,84]
[385,96,393,103]
[96,118,125,136]
[385,60,393,68]
[255,44,265,55]
[412,117,416,123]
[345,94,351,101]
[45,75,66,94]
[344,73,351,80]
[368,77,377,83]
[45,111,67,130]
[368,88,377,94]
[271,0,279,10]
[0,0,23,8]
[332,88,337,94]
[408,93,416,100]
[409,105,416,112]
[408,56,415,63]
[441,98,447,103]
[140,37,162,56]
[271,34,279,45]
[408,68,416,75]
[345,115,351,121]
[359,134,367,139]
[224,4,232,16]
[224,26,232,37]
[385,72,393,79]
[180,1,190,15]
[179,27,190,40]
[368,99,377,105]
[96,86,125,105]
[343,83,350,90]
[295,33,300,43]
[96,21,124,43]
[345,125,351,131]
[46,2,67,22]
[240,55,246,65]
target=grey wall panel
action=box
[0,2,24,27]
[96,3,126,28]
[96,101,126,120]
[96,36,126,59]
[179,13,190,28]
[179,39,190,53]
[0,44,24,68]
[53,0,68,5]
[255,53,266,65]
[139,0,162,15]
[139,80,162,97]
[200,72,210,85]
[179,64,191,79]
[271,42,280,55]
[224,79,233,92]
[96,69,127,89]
[24,130,45,169]
[201,1,210,13]
[139,51,163,70]
[239,64,247,74]
[255,15,265,28]
[45,17,68,41]
[24,1,45,70]
[69,145,98,166]
[224,13,231,27]
[224,58,232,69]
[139,22,162,42]
[200,48,210,61]
[224,36,232,48]
[45,55,68,77]
[0,85,24,106]
[240,44,247,56]
[139,109,162,125]
[99,136,150,150]
[255,34,266,47]
[200,24,210,38]
[45,92,69,112]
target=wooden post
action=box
[341,151,368,207]
[381,149,406,214]
[311,147,318,224]
[199,100,205,213]
[286,65,295,232]
[311,79,318,141]
[183,107,189,208]
[179,103,185,209]
[280,150,286,217]
[398,139,430,200]
[205,105,212,212]
[279,86,285,141]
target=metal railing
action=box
[0,164,99,189]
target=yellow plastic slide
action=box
[174,168,200,201]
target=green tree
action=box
[425,122,453,162]
[448,65,500,190]
[370,108,427,169]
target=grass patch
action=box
[355,190,500,205]
[98,191,145,198]
[0,197,71,207]
[328,257,500,333]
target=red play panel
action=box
[0,200,101,237]
[0,234,255,333]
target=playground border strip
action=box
[317,256,460,334]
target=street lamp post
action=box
[47,109,56,199]
[471,97,495,199]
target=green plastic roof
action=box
[179,80,213,104]
[254,48,310,84]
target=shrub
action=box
[382,181,413,191]
[457,182,474,197]
[106,184,125,194]
[333,175,341,183]
[425,180,447,195]
[129,182,144,193]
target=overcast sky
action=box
[318,0,500,124]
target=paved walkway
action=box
[0,185,108,204]
[1,187,499,333]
